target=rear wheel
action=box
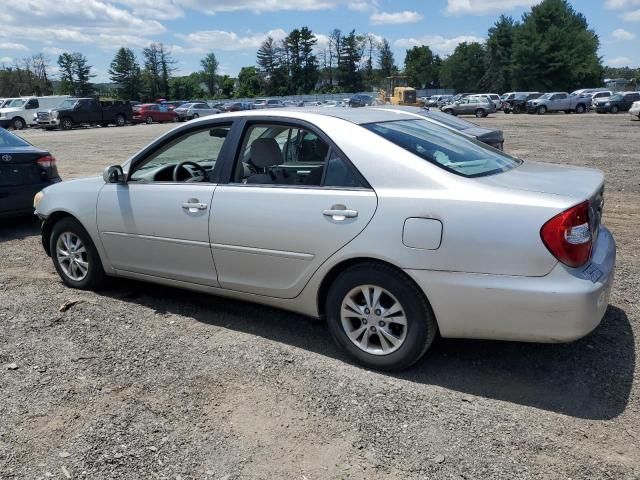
[537,105,547,115]
[51,218,105,290]
[326,263,437,371]
[575,104,586,114]
[115,114,126,127]
[11,117,25,130]
[610,105,619,114]
[475,108,486,118]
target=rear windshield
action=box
[423,111,474,130]
[364,119,521,177]
[0,128,30,147]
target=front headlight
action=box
[51,111,58,119]
[605,102,611,106]
[33,191,45,209]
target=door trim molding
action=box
[211,242,314,260]
[102,231,211,248]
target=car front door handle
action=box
[323,205,358,221]
[182,199,208,212]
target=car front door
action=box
[210,120,377,298]
[96,122,235,285]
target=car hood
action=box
[475,160,604,200]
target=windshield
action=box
[7,99,26,108]
[514,94,527,100]
[0,128,30,147]
[58,99,77,109]
[364,119,520,178]
[538,93,552,100]
[610,94,623,101]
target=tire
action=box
[575,104,586,114]
[325,263,437,371]
[50,217,105,290]
[475,108,486,118]
[610,105,619,114]
[11,117,25,130]
[537,105,547,115]
[443,109,454,115]
[145,116,153,124]
[192,113,199,119]
[60,117,73,130]
[115,114,126,127]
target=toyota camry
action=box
[33,108,616,370]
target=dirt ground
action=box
[1,112,639,479]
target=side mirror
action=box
[103,165,125,184]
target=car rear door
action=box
[210,119,377,299]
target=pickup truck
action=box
[526,92,589,114]
[36,98,132,130]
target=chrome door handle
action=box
[323,205,358,220]
[182,199,208,212]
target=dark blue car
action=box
[0,128,61,218]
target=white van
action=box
[0,95,70,130]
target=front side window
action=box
[25,99,39,109]
[130,125,231,182]
[234,123,363,188]
[364,119,521,178]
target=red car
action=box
[132,104,178,124]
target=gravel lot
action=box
[1,113,639,479]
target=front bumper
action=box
[37,119,60,127]
[405,227,616,343]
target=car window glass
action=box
[0,128,30,147]
[130,125,231,182]
[235,123,335,186]
[26,99,39,109]
[324,150,363,188]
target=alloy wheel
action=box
[340,285,408,356]
[56,232,89,281]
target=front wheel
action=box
[443,109,454,115]
[192,113,200,119]
[610,105,619,114]
[115,114,126,127]
[537,105,547,115]
[51,218,105,290]
[475,109,486,118]
[145,116,153,124]
[60,117,73,130]
[326,263,437,371]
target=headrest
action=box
[250,138,283,168]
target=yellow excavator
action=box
[378,76,423,107]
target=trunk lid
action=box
[0,147,58,186]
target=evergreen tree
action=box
[72,53,94,96]
[142,43,162,99]
[377,38,397,79]
[299,27,319,93]
[439,42,487,91]
[480,15,517,92]
[158,44,175,98]
[200,52,218,96]
[338,30,362,92]
[511,0,602,91]
[257,36,287,95]
[108,47,141,100]
[57,52,76,95]
[404,46,440,88]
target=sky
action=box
[0,0,638,83]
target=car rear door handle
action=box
[182,199,208,212]
[323,205,358,221]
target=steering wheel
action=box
[172,161,208,182]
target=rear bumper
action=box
[405,227,616,343]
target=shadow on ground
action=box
[0,216,40,243]
[99,279,634,421]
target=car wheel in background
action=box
[610,105,619,114]
[60,117,73,130]
[145,116,153,124]
[537,105,547,115]
[50,217,106,290]
[443,109,454,115]
[115,114,126,127]
[576,104,586,114]
[192,113,200,119]
[11,117,25,130]
[326,263,438,371]
[475,109,486,118]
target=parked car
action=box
[349,94,376,108]
[441,96,496,117]
[173,102,220,121]
[33,108,614,370]
[224,102,252,112]
[253,99,286,109]
[526,92,589,114]
[0,127,61,218]
[503,92,542,114]
[163,101,188,111]
[132,104,178,124]
[595,91,640,114]
[630,100,640,119]
[36,98,132,130]
[377,106,505,150]
[587,90,613,108]
[472,93,501,109]
[0,95,71,130]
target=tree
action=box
[219,75,235,97]
[57,52,76,95]
[439,42,487,91]
[480,15,517,92]
[0,55,53,96]
[158,44,175,98]
[57,52,93,95]
[377,38,397,80]
[257,36,287,95]
[511,0,602,91]
[328,29,343,87]
[404,46,440,88]
[109,47,141,100]
[200,52,218,96]
[237,66,263,97]
[142,43,161,99]
[338,30,362,92]
[299,27,319,93]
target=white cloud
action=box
[394,34,485,55]
[42,47,66,55]
[607,56,632,66]
[606,0,640,9]
[114,0,184,19]
[612,28,636,39]
[622,8,640,20]
[445,0,539,15]
[370,10,423,25]
[175,0,334,14]
[349,0,378,12]
[0,56,13,64]
[176,28,288,52]
[0,42,29,52]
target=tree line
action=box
[0,0,636,101]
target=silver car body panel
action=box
[35,109,616,343]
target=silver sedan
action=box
[34,108,616,370]
[173,102,220,121]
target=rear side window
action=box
[364,119,521,178]
[0,128,30,147]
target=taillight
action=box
[37,155,56,168]
[540,201,592,268]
